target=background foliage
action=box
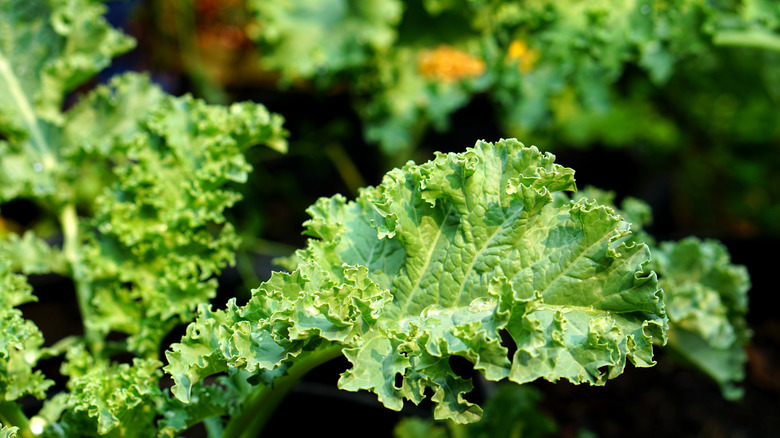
[1,0,778,437]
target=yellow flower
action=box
[507,40,539,73]
[418,45,486,81]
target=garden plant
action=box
[0,1,765,437]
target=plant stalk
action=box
[0,401,34,438]
[60,203,101,355]
[324,143,366,198]
[220,345,344,438]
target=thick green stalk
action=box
[221,345,344,438]
[713,30,780,52]
[60,203,101,355]
[0,401,34,438]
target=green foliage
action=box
[0,1,755,438]
[167,139,666,426]
[652,238,751,400]
[0,259,51,403]
[249,0,780,236]
[564,187,752,400]
[248,0,780,151]
[0,425,19,438]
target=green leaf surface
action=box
[0,0,134,201]
[652,237,751,399]
[167,139,666,423]
[60,72,287,355]
[0,256,52,403]
[564,189,752,400]
[0,231,66,275]
[56,345,163,437]
[0,426,17,438]
[248,0,403,82]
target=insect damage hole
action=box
[448,355,483,405]
[499,329,518,361]
[394,372,404,390]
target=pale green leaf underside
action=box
[652,237,751,400]
[167,139,666,423]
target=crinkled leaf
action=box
[0,256,52,402]
[61,73,287,355]
[568,189,752,399]
[652,237,751,400]
[0,425,18,438]
[0,0,134,201]
[167,139,666,423]
[0,231,66,275]
[56,345,163,437]
[157,377,241,438]
[165,260,388,402]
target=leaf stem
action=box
[60,203,101,355]
[324,143,366,198]
[0,401,34,438]
[713,30,780,52]
[220,344,343,438]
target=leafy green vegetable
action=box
[652,238,751,400]
[0,258,51,404]
[565,187,752,400]
[0,0,134,201]
[0,425,19,438]
[64,72,286,356]
[248,0,780,237]
[166,139,666,428]
[1,0,286,435]
[248,0,780,154]
[0,1,754,437]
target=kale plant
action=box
[0,1,750,437]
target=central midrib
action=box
[450,205,525,308]
[395,204,454,318]
[0,50,53,164]
[517,219,618,307]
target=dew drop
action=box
[641,4,651,14]
[33,162,44,172]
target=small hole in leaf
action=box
[447,356,482,405]
[448,355,474,380]
[394,372,404,389]
[499,329,517,361]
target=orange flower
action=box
[418,45,486,81]
[507,40,539,73]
